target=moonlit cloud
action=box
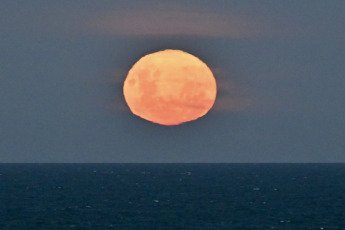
[1,2,271,39]
[213,78,252,112]
[2,1,344,41]
[86,8,271,38]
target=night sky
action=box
[1,0,344,163]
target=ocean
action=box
[0,164,344,229]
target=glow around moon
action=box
[123,49,217,126]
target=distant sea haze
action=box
[1,163,344,229]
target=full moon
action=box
[123,49,217,126]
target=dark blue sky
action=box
[1,0,344,162]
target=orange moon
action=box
[123,49,217,126]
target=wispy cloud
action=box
[1,4,272,40]
[2,1,343,41]
[212,77,252,112]
[86,8,271,38]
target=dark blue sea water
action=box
[0,164,345,229]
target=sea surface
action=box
[0,164,344,229]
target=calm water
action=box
[0,164,345,229]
